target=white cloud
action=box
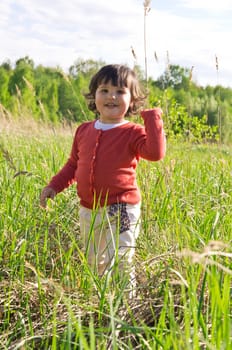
[179,0,232,11]
[0,0,231,87]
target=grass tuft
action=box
[0,124,231,349]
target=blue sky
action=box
[0,0,232,87]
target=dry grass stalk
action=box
[0,102,12,120]
[215,55,219,72]
[189,65,194,82]
[0,143,17,172]
[215,55,222,143]
[143,0,151,15]
[22,76,35,94]
[143,1,152,85]
[166,50,170,78]
[15,84,21,98]
[131,46,137,61]
[154,51,158,63]
[179,240,232,274]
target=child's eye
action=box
[117,89,126,94]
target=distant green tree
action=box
[1,59,12,71]
[0,67,11,106]
[0,57,231,143]
[8,56,38,117]
[163,100,219,142]
[15,56,34,68]
[69,58,105,79]
[58,78,88,122]
[34,65,62,122]
[155,64,191,90]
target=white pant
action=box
[79,202,141,279]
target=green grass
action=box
[0,125,231,349]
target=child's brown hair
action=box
[86,64,146,116]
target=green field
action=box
[0,122,231,349]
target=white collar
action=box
[95,119,129,131]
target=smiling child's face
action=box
[95,82,132,124]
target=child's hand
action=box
[40,186,56,208]
[140,107,163,120]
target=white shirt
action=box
[95,119,129,131]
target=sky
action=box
[0,0,232,87]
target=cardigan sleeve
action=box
[133,108,166,161]
[47,128,79,193]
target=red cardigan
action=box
[48,108,166,209]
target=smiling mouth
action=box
[105,103,118,107]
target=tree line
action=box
[0,56,231,143]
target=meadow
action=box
[0,119,231,349]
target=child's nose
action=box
[109,92,116,99]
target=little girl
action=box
[40,64,166,290]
